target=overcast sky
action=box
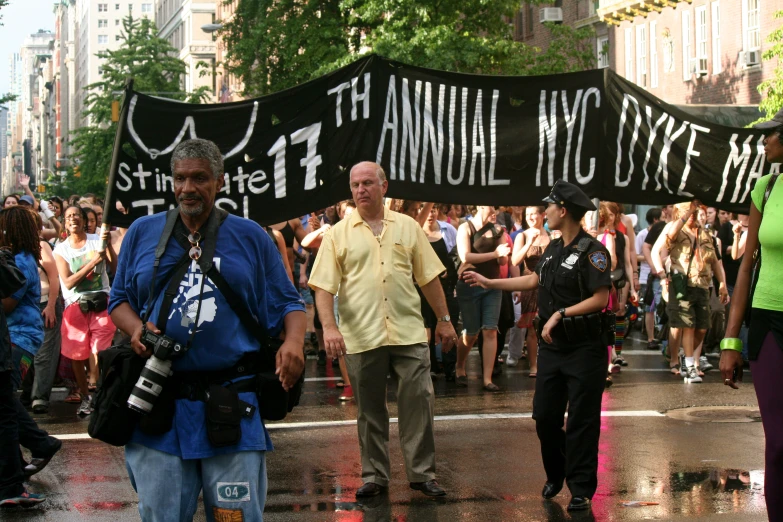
[0,0,56,95]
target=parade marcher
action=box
[54,205,117,415]
[309,161,457,499]
[0,207,62,485]
[0,247,46,507]
[721,111,783,522]
[454,205,509,390]
[464,181,612,512]
[637,208,662,349]
[110,138,306,522]
[509,206,550,374]
[651,201,729,383]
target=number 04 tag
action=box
[217,482,251,502]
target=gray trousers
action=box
[345,342,436,486]
[32,299,63,403]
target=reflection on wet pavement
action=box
[3,338,769,521]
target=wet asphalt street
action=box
[5,334,767,521]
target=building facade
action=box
[515,0,783,108]
[214,0,241,102]
[54,0,78,171]
[157,0,217,99]
[74,0,155,127]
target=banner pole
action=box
[591,198,600,231]
[100,78,134,249]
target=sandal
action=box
[335,380,345,388]
[455,374,468,387]
[88,383,97,392]
[605,375,613,388]
[528,371,537,378]
[64,391,81,403]
[670,365,680,375]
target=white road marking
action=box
[52,410,666,439]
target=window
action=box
[98,19,108,28]
[116,34,120,41]
[744,0,761,50]
[115,19,120,26]
[98,3,108,12]
[696,6,708,74]
[712,2,722,74]
[625,28,634,83]
[682,10,692,81]
[141,3,152,13]
[98,35,108,44]
[597,36,609,69]
[115,3,120,9]
[650,21,659,88]
[525,3,534,38]
[636,25,647,87]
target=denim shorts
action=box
[456,280,502,336]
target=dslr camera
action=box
[127,328,187,415]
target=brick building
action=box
[515,0,783,109]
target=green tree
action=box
[220,0,596,98]
[69,15,211,195]
[756,10,783,124]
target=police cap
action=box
[542,180,596,211]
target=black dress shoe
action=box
[410,480,446,496]
[541,481,563,499]
[24,438,62,479]
[356,482,385,498]
[567,496,592,511]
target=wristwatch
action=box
[558,308,566,318]
[438,315,451,323]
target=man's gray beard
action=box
[179,200,205,216]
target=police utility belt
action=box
[88,207,304,448]
[536,237,616,345]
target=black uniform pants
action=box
[532,342,606,498]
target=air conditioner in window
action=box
[540,7,563,23]
[695,58,708,76]
[746,49,761,66]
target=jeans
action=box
[456,281,502,336]
[507,300,527,360]
[32,299,63,404]
[125,444,267,522]
[10,345,59,460]
[0,370,24,500]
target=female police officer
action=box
[463,181,612,512]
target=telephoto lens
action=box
[127,356,173,414]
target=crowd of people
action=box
[0,181,759,411]
[0,114,780,518]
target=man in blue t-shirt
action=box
[110,139,306,522]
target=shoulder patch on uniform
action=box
[588,251,607,272]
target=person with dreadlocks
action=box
[0,207,62,487]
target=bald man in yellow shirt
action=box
[309,161,457,499]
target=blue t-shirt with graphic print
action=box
[109,212,305,459]
[7,251,43,355]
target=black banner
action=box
[106,55,777,228]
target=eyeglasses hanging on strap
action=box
[187,232,202,260]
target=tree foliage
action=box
[68,16,210,196]
[220,0,596,97]
[0,0,8,25]
[756,10,783,125]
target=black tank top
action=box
[468,221,501,280]
[279,221,296,249]
[615,231,626,271]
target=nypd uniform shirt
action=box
[534,229,612,349]
[110,212,305,459]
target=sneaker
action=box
[699,356,714,372]
[609,362,621,374]
[679,354,687,376]
[683,366,703,383]
[0,490,46,507]
[506,356,519,367]
[77,395,93,416]
[613,356,628,367]
[31,400,48,414]
[339,385,354,401]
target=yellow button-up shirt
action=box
[308,207,445,354]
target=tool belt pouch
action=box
[602,311,617,347]
[610,269,626,289]
[79,292,108,314]
[255,338,305,421]
[206,384,242,447]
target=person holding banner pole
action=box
[721,113,783,522]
